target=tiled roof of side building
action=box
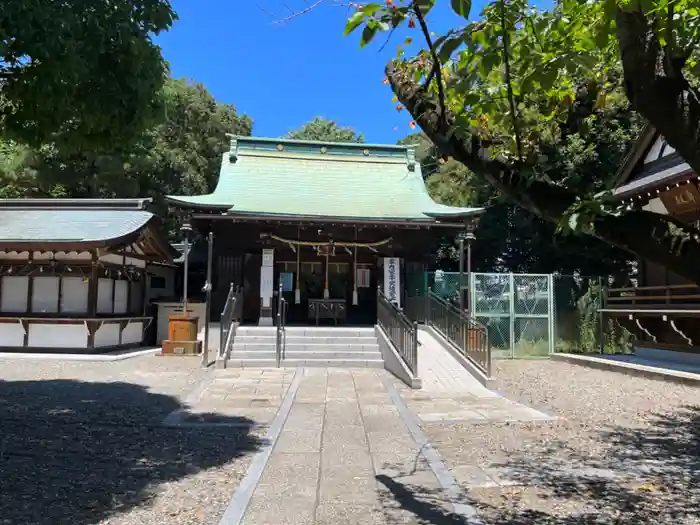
[0,199,174,257]
[166,136,483,222]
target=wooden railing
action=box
[377,289,418,375]
[605,284,700,308]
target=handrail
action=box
[426,290,491,376]
[377,289,418,375]
[219,283,237,362]
[275,282,288,367]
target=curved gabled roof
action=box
[0,199,177,260]
[167,136,483,223]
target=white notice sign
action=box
[383,257,401,308]
[262,248,274,267]
[260,266,274,307]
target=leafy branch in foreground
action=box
[341,0,700,284]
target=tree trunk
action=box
[386,63,700,285]
[616,7,700,177]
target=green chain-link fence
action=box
[405,271,634,358]
[553,275,634,355]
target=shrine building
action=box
[167,136,483,327]
[605,124,700,360]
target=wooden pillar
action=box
[141,269,148,316]
[26,252,35,315]
[57,274,63,313]
[86,252,99,348]
[126,275,132,315]
[110,270,117,314]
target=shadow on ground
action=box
[377,474,468,524]
[0,378,264,525]
[374,407,700,524]
[470,405,700,524]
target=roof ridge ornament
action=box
[225,134,239,163]
[406,145,416,171]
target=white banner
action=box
[383,257,401,307]
[260,266,274,307]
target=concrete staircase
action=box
[226,326,384,368]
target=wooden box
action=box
[161,339,202,356]
[168,315,199,342]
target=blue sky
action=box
[155,1,482,144]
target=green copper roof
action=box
[166,136,482,222]
[0,199,157,245]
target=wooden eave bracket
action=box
[628,313,658,343]
[661,314,693,345]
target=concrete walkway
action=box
[407,330,554,425]
[218,368,469,525]
[416,329,495,396]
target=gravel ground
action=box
[424,359,700,525]
[0,356,264,525]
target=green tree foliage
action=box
[286,117,365,143]
[0,0,176,152]
[0,78,252,236]
[344,0,700,285]
[411,91,641,277]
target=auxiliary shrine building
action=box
[167,136,482,327]
[606,125,700,358]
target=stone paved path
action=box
[163,368,296,428]
[410,330,554,424]
[417,329,490,395]
[227,368,462,525]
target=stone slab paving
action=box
[163,368,296,428]
[408,330,554,425]
[234,368,470,525]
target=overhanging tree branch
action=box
[616,5,700,177]
[386,60,700,284]
[500,0,523,161]
[412,0,447,127]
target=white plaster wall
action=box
[31,276,59,313]
[146,265,176,302]
[121,322,144,345]
[642,197,669,215]
[31,251,92,262]
[114,280,128,314]
[94,323,120,347]
[28,324,87,348]
[99,253,146,268]
[1,276,29,312]
[0,322,26,347]
[60,277,89,313]
[0,251,30,260]
[97,278,114,314]
[643,137,664,163]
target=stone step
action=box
[232,342,380,352]
[225,358,385,368]
[230,350,382,360]
[236,327,375,338]
[233,335,379,345]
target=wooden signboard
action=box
[659,184,700,215]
